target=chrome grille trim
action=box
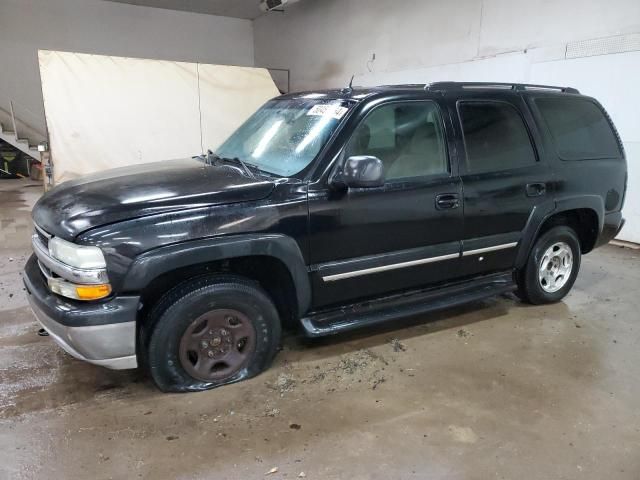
[34,223,52,239]
[37,260,54,280]
[34,226,50,249]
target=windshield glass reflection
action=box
[215,98,352,177]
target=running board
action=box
[301,271,516,337]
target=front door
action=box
[308,99,464,309]
[453,96,553,277]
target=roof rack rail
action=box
[377,83,427,89]
[425,81,580,94]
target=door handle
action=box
[435,193,460,210]
[526,183,546,197]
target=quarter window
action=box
[459,101,537,173]
[534,97,621,160]
[346,101,448,181]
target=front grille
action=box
[34,224,51,249]
[33,225,54,286]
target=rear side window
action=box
[459,101,537,173]
[534,97,620,160]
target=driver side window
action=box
[346,101,448,181]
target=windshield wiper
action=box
[204,150,256,180]
[226,156,256,180]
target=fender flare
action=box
[122,234,311,316]
[515,195,604,268]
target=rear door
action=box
[452,94,553,276]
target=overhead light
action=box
[259,0,300,13]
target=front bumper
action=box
[23,255,139,370]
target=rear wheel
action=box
[145,275,281,392]
[517,226,581,305]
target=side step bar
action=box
[301,271,516,337]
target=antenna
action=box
[348,74,355,89]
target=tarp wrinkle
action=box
[38,50,279,184]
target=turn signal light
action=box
[75,283,112,300]
[48,278,112,301]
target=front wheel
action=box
[145,275,281,392]
[517,225,581,305]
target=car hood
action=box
[33,158,276,239]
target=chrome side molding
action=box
[462,242,518,257]
[322,252,460,282]
[321,241,519,282]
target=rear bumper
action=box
[596,211,625,248]
[23,255,138,370]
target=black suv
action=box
[24,82,627,392]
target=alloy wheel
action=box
[538,241,573,293]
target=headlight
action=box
[48,237,106,269]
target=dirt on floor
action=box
[0,178,639,480]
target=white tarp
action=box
[38,50,279,184]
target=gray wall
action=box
[253,0,640,92]
[0,0,254,138]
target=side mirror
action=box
[334,155,385,189]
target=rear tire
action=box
[517,226,581,305]
[145,275,281,393]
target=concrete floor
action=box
[0,178,639,480]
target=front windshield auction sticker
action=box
[307,104,349,120]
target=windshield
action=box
[215,97,352,177]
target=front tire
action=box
[517,226,581,305]
[145,275,281,393]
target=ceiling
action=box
[103,0,266,20]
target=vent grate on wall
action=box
[566,33,640,59]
